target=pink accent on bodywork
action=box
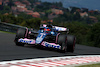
[41,41,58,46]
[31,41,35,44]
[41,41,45,46]
[43,24,47,27]
[41,41,61,49]
[56,33,60,43]
[24,38,36,44]
[48,43,58,45]
[29,31,31,34]
[19,38,36,44]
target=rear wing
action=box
[43,24,69,32]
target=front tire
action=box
[14,28,28,46]
[57,35,67,53]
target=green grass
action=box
[77,63,100,67]
[0,31,15,34]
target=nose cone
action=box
[36,37,43,44]
[36,33,46,44]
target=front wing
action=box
[18,38,61,49]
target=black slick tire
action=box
[15,28,27,46]
[67,35,76,53]
[57,35,67,53]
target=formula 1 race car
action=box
[14,23,76,53]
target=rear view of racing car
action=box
[14,24,76,53]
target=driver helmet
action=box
[44,27,51,31]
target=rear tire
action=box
[67,35,76,53]
[15,28,28,46]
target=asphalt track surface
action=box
[0,32,100,62]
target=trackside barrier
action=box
[0,55,100,67]
[0,22,26,33]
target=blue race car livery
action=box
[14,24,76,53]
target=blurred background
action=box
[0,0,100,48]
